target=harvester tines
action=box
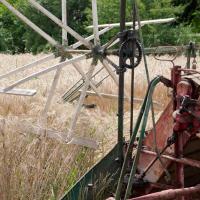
[62,66,114,103]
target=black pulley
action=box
[119,38,142,69]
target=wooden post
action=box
[91,0,100,45]
[87,17,175,28]
[62,0,68,46]
[68,64,96,139]
[0,54,55,80]
[0,0,58,46]
[29,0,92,49]
[71,26,113,49]
[3,54,87,92]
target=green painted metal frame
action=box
[60,144,121,200]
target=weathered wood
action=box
[0,54,55,80]
[71,26,113,49]
[61,0,68,46]
[91,0,100,45]
[63,49,91,54]
[73,62,102,99]
[101,59,119,86]
[68,136,98,149]
[0,88,36,96]
[0,0,58,46]
[87,17,175,28]
[41,67,63,123]
[29,0,92,49]
[101,59,130,99]
[68,64,96,139]
[3,54,87,92]
[78,90,162,107]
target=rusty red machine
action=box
[61,0,200,199]
[62,49,200,200]
[131,65,200,200]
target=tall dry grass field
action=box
[0,53,197,199]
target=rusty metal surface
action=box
[143,101,174,151]
[141,150,200,169]
[129,184,200,200]
[138,101,174,183]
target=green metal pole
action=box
[124,77,161,199]
[115,78,155,199]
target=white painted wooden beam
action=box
[67,63,96,139]
[0,54,55,80]
[87,18,175,29]
[0,27,112,81]
[68,136,98,149]
[0,88,36,96]
[40,67,63,122]
[0,0,58,46]
[61,0,68,46]
[3,55,87,92]
[91,0,100,45]
[72,62,102,99]
[71,26,113,49]
[79,90,163,108]
[29,0,92,49]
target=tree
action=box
[0,0,90,53]
[0,0,27,53]
[172,0,200,32]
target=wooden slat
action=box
[0,88,36,96]
[3,54,86,92]
[0,0,58,46]
[29,0,92,49]
[87,18,175,28]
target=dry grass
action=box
[0,53,198,199]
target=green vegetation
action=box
[0,0,199,53]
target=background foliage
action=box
[0,0,199,54]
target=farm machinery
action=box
[0,0,200,199]
[61,1,200,200]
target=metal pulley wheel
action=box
[119,39,142,69]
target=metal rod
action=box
[175,132,185,200]
[115,2,127,199]
[129,184,200,200]
[118,0,126,162]
[29,0,92,49]
[141,145,169,178]
[130,2,136,138]
[141,150,200,169]
[0,0,58,46]
[124,78,161,199]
